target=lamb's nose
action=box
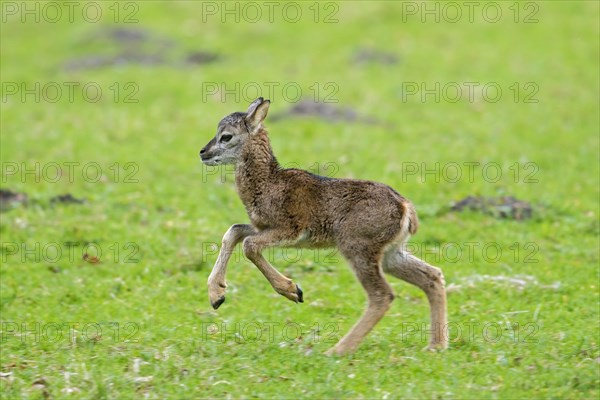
[200,147,206,155]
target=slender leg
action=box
[207,224,256,309]
[242,230,303,303]
[382,248,448,350]
[326,247,394,355]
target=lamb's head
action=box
[200,97,270,166]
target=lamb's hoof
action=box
[211,296,225,310]
[277,282,304,303]
[324,346,349,356]
[296,285,304,303]
[422,342,448,352]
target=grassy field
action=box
[1,1,599,398]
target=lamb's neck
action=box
[235,130,280,207]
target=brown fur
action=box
[200,98,447,354]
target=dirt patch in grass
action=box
[63,27,219,71]
[270,100,380,124]
[352,48,400,65]
[49,193,86,205]
[450,195,533,220]
[0,189,28,212]
[50,193,85,204]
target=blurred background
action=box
[2,1,597,211]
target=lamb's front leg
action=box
[242,230,304,303]
[207,224,256,309]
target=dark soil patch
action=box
[103,27,158,44]
[352,48,400,65]
[64,27,219,71]
[270,100,379,124]
[450,196,533,220]
[185,51,220,65]
[0,189,28,211]
[50,194,86,205]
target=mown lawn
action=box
[1,1,598,398]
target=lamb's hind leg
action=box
[326,246,394,355]
[383,247,448,350]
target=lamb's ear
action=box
[245,98,270,133]
[246,97,264,116]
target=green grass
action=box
[1,1,599,398]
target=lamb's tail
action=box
[401,201,419,237]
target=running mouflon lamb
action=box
[199,98,447,355]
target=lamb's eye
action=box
[220,134,233,143]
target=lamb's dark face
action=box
[199,98,270,166]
